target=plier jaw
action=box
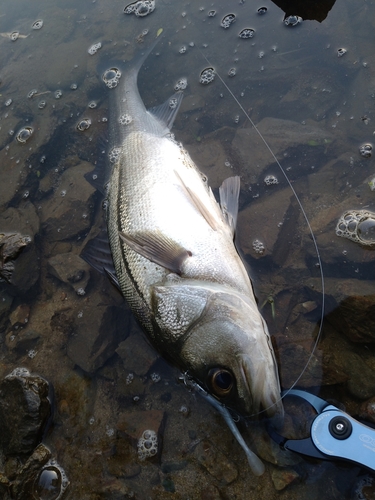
[269,389,375,471]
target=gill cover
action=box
[151,282,283,419]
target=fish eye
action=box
[208,368,234,397]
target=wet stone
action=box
[352,476,375,500]
[0,369,51,456]
[271,467,299,490]
[321,321,375,398]
[116,332,159,376]
[0,234,30,283]
[9,303,30,329]
[107,437,142,478]
[0,203,40,293]
[250,421,300,467]
[115,371,146,401]
[48,252,91,293]
[315,324,356,388]
[117,409,165,460]
[232,117,332,177]
[11,446,68,500]
[326,295,375,343]
[10,443,51,499]
[67,300,129,373]
[199,484,222,500]
[237,188,293,260]
[41,163,96,241]
[346,353,375,400]
[161,461,188,474]
[5,328,40,352]
[0,291,13,327]
[278,342,322,388]
[359,398,375,425]
[193,440,237,485]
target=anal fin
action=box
[119,230,191,275]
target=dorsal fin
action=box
[148,91,184,130]
[174,170,222,231]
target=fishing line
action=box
[198,47,325,417]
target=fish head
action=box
[153,283,283,422]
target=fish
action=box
[83,34,283,474]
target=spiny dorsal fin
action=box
[219,176,241,237]
[174,170,221,231]
[119,230,191,275]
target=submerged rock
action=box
[116,332,159,376]
[237,189,296,262]
[0,368,51,457]
[232,117,332,177]
[271,467,299,491]
[0,290,13,330]
[0,234,29,283]
[117,409,166,462]
[41,162,96,241]
[67,300,129,373]
[326,294,375,343]
[193,439,238,485]
[9,304,30,329]
[0,442,69,500]
[10,443,51,499]
[0,203,40,294]
[48,252,91,294]
[359,397,375,425]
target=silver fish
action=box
[85,36,283,473]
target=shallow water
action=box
[0,0,374,498]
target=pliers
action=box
[269,389,375,471]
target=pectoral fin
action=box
[80,228,120,290]
[219,176,240,237]
[119,230,191,275]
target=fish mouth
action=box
[240,354,284,423]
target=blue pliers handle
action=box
[269,389,375,471]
